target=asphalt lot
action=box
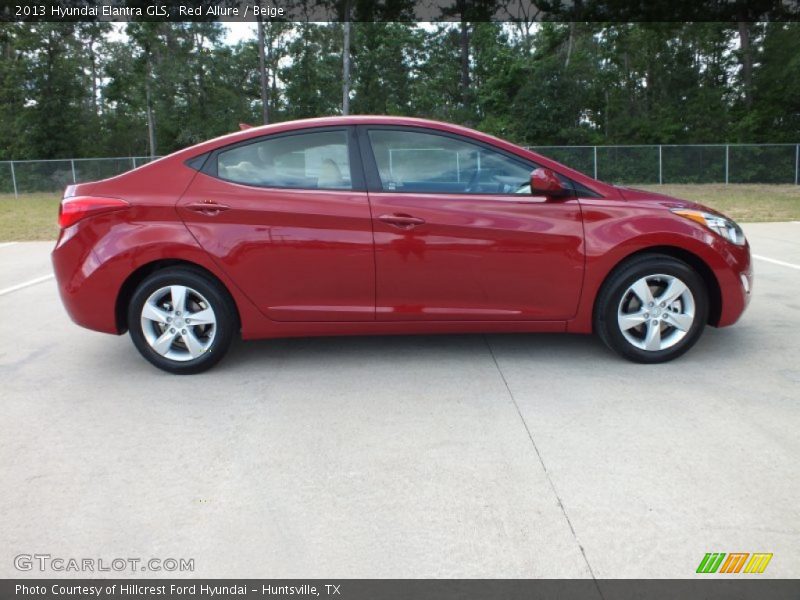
[1,223,798,581]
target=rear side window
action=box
[367,129,532,194]
[216,130,352,190]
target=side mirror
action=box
[530,168,571,199]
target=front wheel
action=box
[128,268,236,374]
[595,255,709,363]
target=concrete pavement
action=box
[1,223,798,579]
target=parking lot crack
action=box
[484,335,604,596]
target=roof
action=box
[158,115,612,196]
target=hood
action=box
[615,185,718,214]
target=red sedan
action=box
[52,116,752,373]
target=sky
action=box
[108,23,259,45]
[223,23,257,44]
[109,22,463,47]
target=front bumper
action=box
[715,239,752,327]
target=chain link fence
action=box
[0,156,160,196]
[529,143,800,186]
[1,144,798,196]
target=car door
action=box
[359,126,585,321]
[178,127,375,322]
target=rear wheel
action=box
[128,268,236,374]
[595,255,708,363]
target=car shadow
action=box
[221,325,749,370]
[91,326,752,379]
[221,331,608,373]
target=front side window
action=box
[367,129,533,194]
[216,130,352,190]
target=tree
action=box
[741,22,800,142]
[2,20,799,162]
[350,23,420,115]
[256,15,268,124]
[16,24,93,159]
[282,23,343,119]
[0,24,28,159]
[341,0,351,115]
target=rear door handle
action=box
[378,213,425,229]
[185,201,230,215]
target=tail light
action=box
[58,196,130,229]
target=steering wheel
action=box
[463,169,482,193]
[464,170,502,193]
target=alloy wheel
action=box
[616,273,696,351]
[139,285,217,361]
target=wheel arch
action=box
[115,259,242,334]
[593,245,722,327]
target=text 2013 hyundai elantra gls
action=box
[52,116,752,373]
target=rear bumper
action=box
[52,226,121,335]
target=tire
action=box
[594,254,709,363]
[128,267,236,374]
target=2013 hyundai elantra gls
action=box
[52,116,752,373]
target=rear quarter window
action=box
[214,130,352,190]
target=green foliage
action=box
[281,23,343,120]
[0,21,798,161]
[350,23,418,115]
[743,23,800,142]
[12,24,94,158]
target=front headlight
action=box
[671,209,746,246]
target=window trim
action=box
[185,152,210,172]
[358,125,544,196]
[204,126,366,192]
[357,125,601,199]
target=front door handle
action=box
[185,201,231,216]
[378,213,425,229]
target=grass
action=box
[0,193,60,241]
[1,184,799,241]
[636,184,800,222]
